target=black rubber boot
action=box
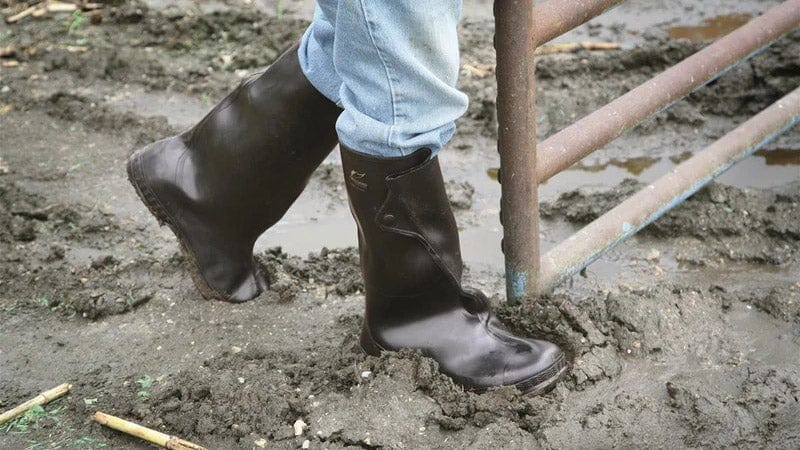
[341,144,568,394]
[127,44,342,303]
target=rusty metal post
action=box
[537,0,800,182]
[495,0,540,303]
[539,86,800,291]
[531,0,624,46]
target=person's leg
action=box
[333,2,567,394]
[333,0,468,157]
[127,38,342,302]
[298,1,342,105]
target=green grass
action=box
[1,401,67,434]
[23,435,107,449]
[31,295,50,308]
[3,399,107,449]
[276,0,284,19]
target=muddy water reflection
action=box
[487,148,799,187]
[667,13,752,42]
[755,148,800,166]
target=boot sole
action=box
[359,325,569,396]
[514,354,568,396]
[126,146,261,303]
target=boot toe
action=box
[506,338,567,394]
[199,259,267,303]
[225,278,263,303]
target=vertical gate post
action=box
[494,0,540,303]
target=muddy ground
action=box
[1,0,799,448]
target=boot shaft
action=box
[340,145,464,298]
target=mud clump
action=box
[0,178,174,319]
[737,284,800,324]
[68,286,153,319]
[446,179,476,210]
[259,247,363,300]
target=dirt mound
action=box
[73,278,799,449]
[112,319,557,449]
[458,23,800,139]
[541,181,800,265]
[0,179,174,319]
[118,318,363,447]
[259,247,363,301]
[667,367,800,448]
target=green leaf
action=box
[135,375,154,389]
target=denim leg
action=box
[333,0,468,157]
[298,1,342,105]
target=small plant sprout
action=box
[68,10,86,34]
[276,0,284,20]
[135,375,154,389]
[32,295,49,307]
[135,375,154,398]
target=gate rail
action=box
[494,0,800,303]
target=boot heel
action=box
[359,322,383,356]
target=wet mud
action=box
[1,0,799,448]
[541,181,800,265]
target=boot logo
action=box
[349,170,368,191]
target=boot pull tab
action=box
[348,169,369,192]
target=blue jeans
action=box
[298,0,468,157]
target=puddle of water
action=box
[669,151,694,164]
[572,156,661,176]
[249,146,796,293]
[255,213,356,256]
[487,148,800,193]
[106,89,209,129]
[666,13,752,42]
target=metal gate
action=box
[493,0,800,303]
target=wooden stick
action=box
[0,383,72,425]
[93,412,207,450]
[46,1,79,13]
[534,41,622,55]
[5,5,37,23]
[463,41,622,78]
